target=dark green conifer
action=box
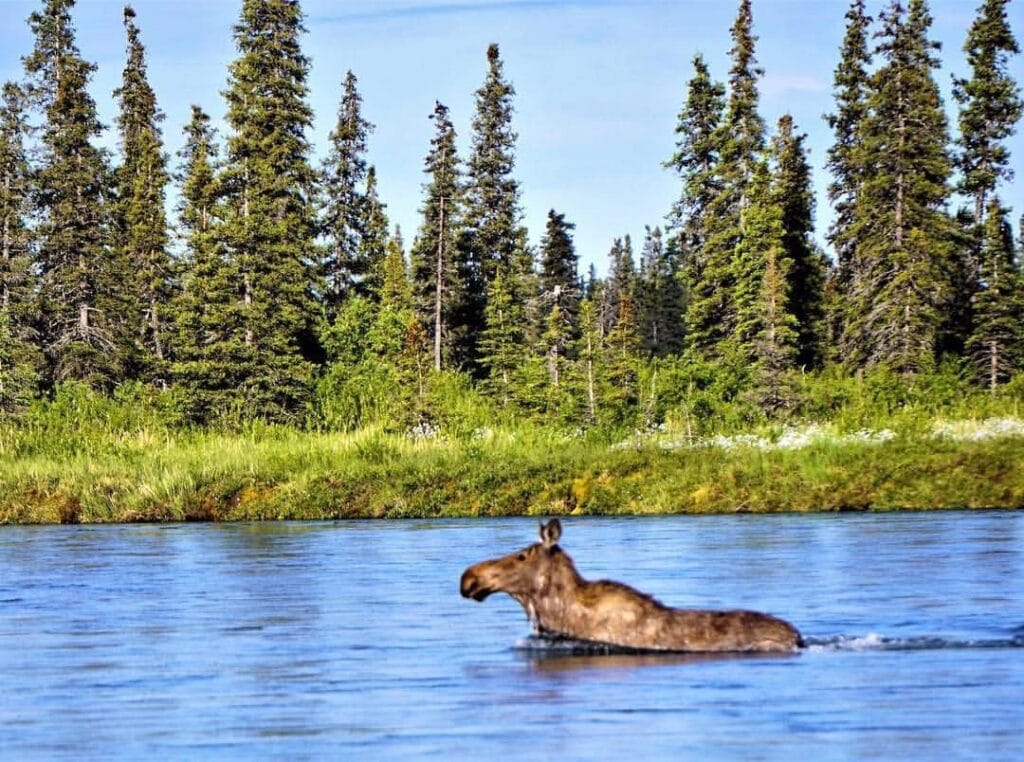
[602,236,636,335]
[172,106,241,420]
[685,0,765,359]
[536,211,580,391]
[461,44,530,368]
[24,0,120,386]
[824,0,872,358]
[359,166,390,301]
[538,210,580,331]
[953,0,1022,230]
[220,0,320,419]
[966,198,1022,390]
[410,102,463,372]
[0,83,39,410]
[845,0,958,373]
[114,5,173,383]
[771,115,827,369]
[637,226,685,357]
[479,268,525,406]
[322,70,373,311]
[666,54,725,260]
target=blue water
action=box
[1,513,1023,760]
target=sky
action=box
[1,0,1022,275]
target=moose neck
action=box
[521,548,586,636]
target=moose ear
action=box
[539,518,562,548]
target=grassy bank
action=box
[2,420,1023,523]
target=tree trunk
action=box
[434,190,445,372]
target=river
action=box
[1,513,1022,759]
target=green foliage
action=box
[843,0,959,373]
[322,70,373,311]
[113,6,173,384]
[953,0,1023,227]
[219,0,320,421]
[24,0,121,387]
[965,199,1024,389]
[410,102,463,372]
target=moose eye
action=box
[517,553,527,561]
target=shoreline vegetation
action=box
[3,1,1023,525]
[2,380,1023,525]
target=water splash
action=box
[515,630,1024,656]
[803,632,1024,652]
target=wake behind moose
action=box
[460,519,803,653]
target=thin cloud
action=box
[310,0,661,24]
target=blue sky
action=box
[1,0,1022,273]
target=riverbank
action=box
[2,419,1023,523]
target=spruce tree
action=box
[602,285,641,422]
[359,166,390,301]
[220,0,320,419]
[966,198,1022,390]
[24,0,120,386]
[637,226,685,357]
[0,82,39,410]
[322,70,373,312]
[602,236,636,336]
[461,44,530,368]
[537,210,580,388]
[736,161,800,410]
[685,0,765,359]
[114,5,173,384]
[173,106,242,420]
[479,268,524,406]
[824,0,872,358]
[845,0,958,373]
[953,0,1022,230]
[731,160,797,363]
[537,210,580,331]
[409,102,463,372]
[666,53,726,260]
[771,115,827,369]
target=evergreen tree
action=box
[602,286,641,422]
[358,165,390,301]
[966,198,1022,390]
[172,106,241,420]
[637,226,685,357]
[685,0,765,359]
[24,0,120,386]
[573,297,601,424]
[409,102,462,372]
[479,268,525,406]
[322,70,373,311]
[0,83,39,410]
[461,44,530,368]
[953,0,1022,230]
[845,0,958,373]
[731,160,797,364]
[738,162,800,410]
[537,210,580,330]
[771,115,827,368]
[666,53,725,261]
[114,5,173,384]
[824,0,872,358]
[602,236,636,335]
[220,0,320,419]
[536,210,580,390]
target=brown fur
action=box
[460,520,802,653]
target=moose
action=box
[460,519,803,653]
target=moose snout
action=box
[460,567,489,601]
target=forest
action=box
[1,0,1023,522]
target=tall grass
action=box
[2,373,1023,523]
